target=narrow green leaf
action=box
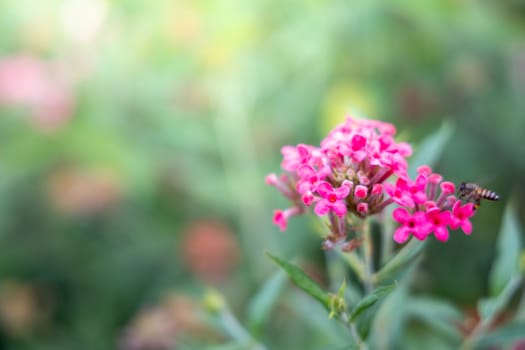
[406,297,463,344]
[369,280,409,350]
[489,203,523,296]
[408,121,454,178]
[373,239,427,284]
[266,251,330,310]
[349,284,395,322]
[479,275,522,322]
[288,293,351,346]
[246,271,287,332]
[475,321,525,348]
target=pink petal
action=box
[412,192,427,204]
[351,150,367,163]
[314,200,330,216]
[296,180,311,195]
[462,203,475,217]
[415,175,428,188]
[417,165,432,176]
[397,142,412,157]
[273,210,287,231]
[461,220,472,235]
[396,177,408,190]
[296,144,311,159]
[440,181,455,195]
[440,211,452,224]
[331,201,347,217]
[334,184,350,198]
[428,173,443,184]
[297,165,316,179]
[383,182,395,196]
[434,226,449,242]
[393,227,410,243]
[316,182,333,198]
[392,207,409,223]
[351,134,366,150]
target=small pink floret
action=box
[355,185,368,199]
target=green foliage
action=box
[265,252,330,311]
[246,272,286,333]
[348,284,395,322]
[489,203,523,296]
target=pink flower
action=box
[314,182,350,217]
[296,165,328,194]
[273,207,301,232]
[451,201,475,235]
[426,208,452,242]
[407,175,428,204]
[384,178,415,208]
[392,208,432,243]
[0,55,74,130]
[280,144,311,172]
[266,115,480,241]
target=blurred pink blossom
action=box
[0,55,74,130]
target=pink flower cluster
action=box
[389,166,475,243]
[266,116,476,244]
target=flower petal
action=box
[334,184,350,199]
[393,227,410,243]
[331,201,347,217]
[392,207,409,223]
[316,181,333,197]
[314,200,330,216]
[434,226,449,242]
[461,220,472,235]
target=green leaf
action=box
[349,284,396,322]
[369,280,409,349]
[406,297,463,344]
[475,321,525,348]
[478,275,522,321]
[489,203,523,296]
[246,271,287,332]
[266,251,330,311]
[408,121,454,178]
[373,239,427,284]
[288,293,352,346]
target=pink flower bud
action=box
[417,165,432,176]
[265,174,278,185]
[428,173,443,184]
[371,184,383,195]
[355,185,368,199]
[440,181,455,194]
[357,202,369,215]
[302,191,314,206]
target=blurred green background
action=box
[0,0,524,349]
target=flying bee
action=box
[458,182,500,210]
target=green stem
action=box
[341,312,368,350]
[362,220,374,293]
[219,307,267,350]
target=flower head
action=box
[266,116,480,245]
